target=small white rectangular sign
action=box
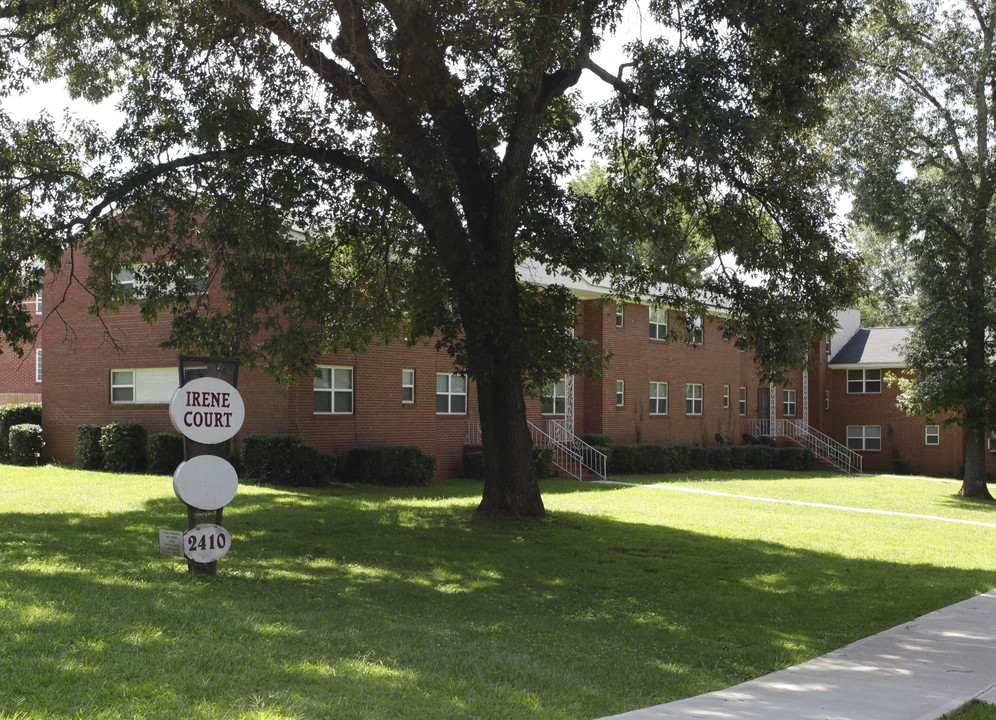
[159,529,185,557]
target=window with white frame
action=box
[649,382,668,415]
[436,373,467,414]
[847,368,882,393]
[35,349,41,383]
[686,315,703,345]
[34,292,42,315]
[847,425,881,451]
[114,262,208,298]
[402,369,415,404]
[314,366,354,414]
[615,304,624,328]
[649,306,667,340]
[686,383,703,415]
[616,380,625,407]
[739,387,747,416]
[109,367,179,404]
[783,389,797,416]
[723,385,730,409]
[542,378,567,415]
[925,425,940,446]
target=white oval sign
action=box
[183,524,231,563]
[169,377,245,444]
[173,455,239,511]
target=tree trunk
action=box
[960,426,993,499]
[475,368,545,517]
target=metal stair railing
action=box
[743,419,862,474]
[466,419,606,481]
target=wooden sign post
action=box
[169,358,244,575]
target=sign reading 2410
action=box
[169,377,245,444]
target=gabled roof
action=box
[828,327,910,368]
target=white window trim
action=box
[723,384,730,409]
[783,389,797,417]
[847,368,883,394]
[436,373,468,415]
[542,378,567,415]
[925,425,940,446]
[686,314,704,345]
[615,304,624,328]
[686,383,703,416]
[649,306,667,340]
[847,425,882,452]
[649,381,668,416]
[739,387,747,416]
[110,368,179,404]
[35,349,42,383]
[616,379,625,407]
[402,369,415,404]
[314,366,354,415]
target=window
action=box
[35,349,41,383]
[34,292,42,315]
[847,368,882,394]
[110,368,179,404]
[114,268,139,295]
[847,425,882,451]
[436,373,467,414]
[686,315,703,345]
[649,382,668,415]
[739,387,747,416]
[314,366,353,414]
[686,383,703,415]
[542,378,567,415]
[649,307,667,340]
[826,390,830,410]
[616,380,625,407]
[615,304,624,328]
[925,425,940,446]
[783,389,797,416]
[114,263,208,297]
[402,369,415,404]
[723,385,730,409]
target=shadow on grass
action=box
[0,477,994,720]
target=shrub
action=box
[0,403,41,460]
[75,424,104,470]
[710,445,733,470]
[240,434,336,486]
[534,445,554,479]
[148,433,184,475]
[100,421,148,472]
[9,424,44,466]
[744,444,778,470]
[779,447,814,471]
[463,446,557,480]
[608,444,642,475]
[341,445,436,486]
[579,433,612,447]
[893,457,912,475]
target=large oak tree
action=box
[832,0,996,499]
[0,0,860,515]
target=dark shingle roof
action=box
[829,327,910,367]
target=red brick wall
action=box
[0,295,43,403]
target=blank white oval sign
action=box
[173,455,239,511]
[183,524,231,563]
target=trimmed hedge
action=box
[578,433,613,447]
[341,445,436,486]
[100,421,147,473]
[463,446,557,480]
[148,433,184,475]
[240,434,336,486]
[9,423,44,466]
[0,403,41,460]
[608,442,813,475]
[75,424,104,470]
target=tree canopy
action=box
[831,0,996,498]
[0,0,861,515]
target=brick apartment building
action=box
[1,254,985,479]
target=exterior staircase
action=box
[743,419,863,474]
[467,419,607,482]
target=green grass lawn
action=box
[2,466,995,720]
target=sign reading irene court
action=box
[169,376,245,444]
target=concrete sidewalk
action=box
[600,589,996,720]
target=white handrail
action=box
[742,419,862,474]
[466,419,607,481]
